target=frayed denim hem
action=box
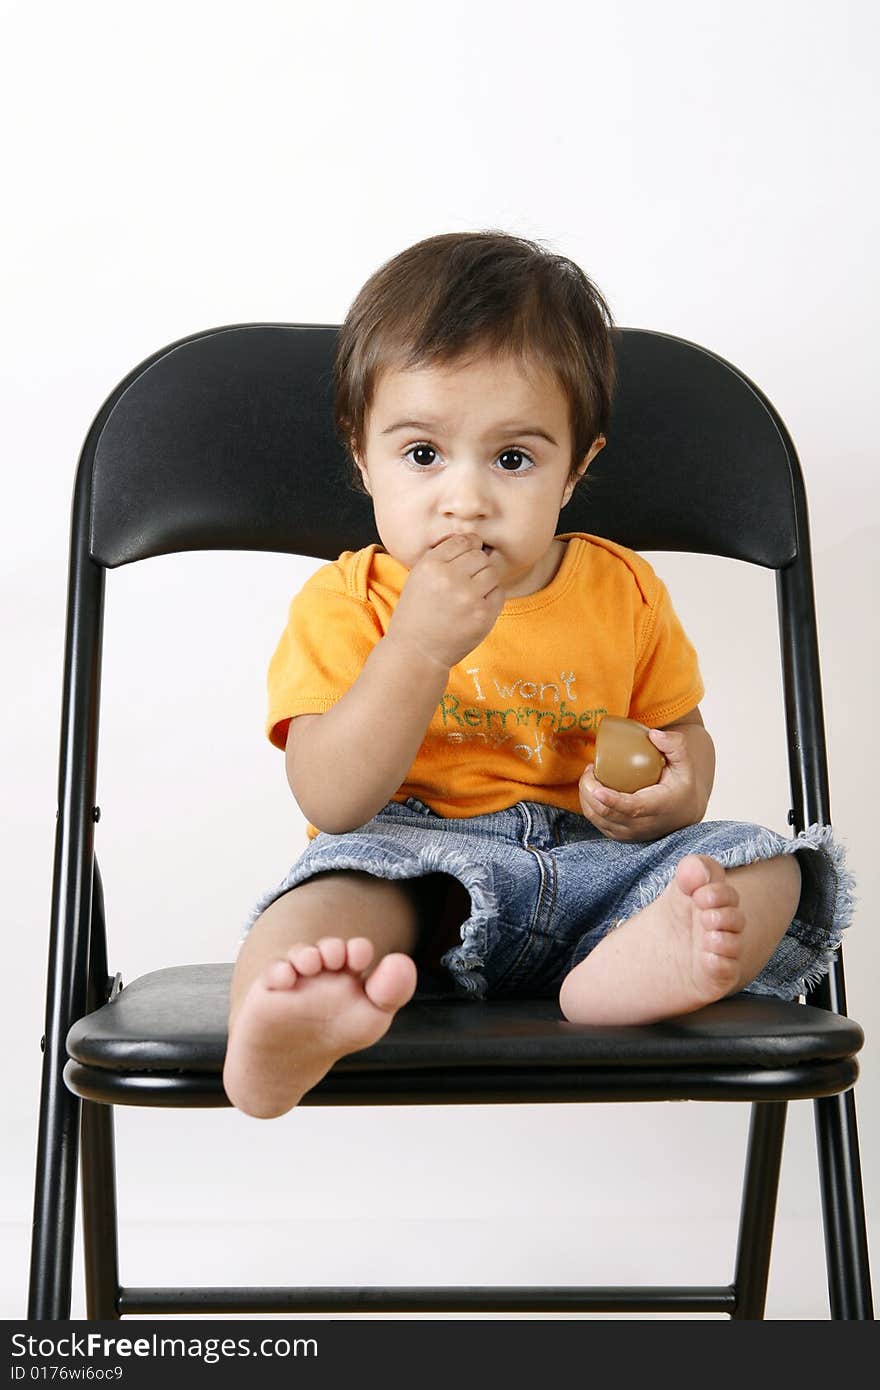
[631,821,857,1001]
[237,806,857,1006]
[237,838,497,999]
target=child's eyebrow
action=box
[380,419,558,446]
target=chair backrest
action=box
[84,323,797,568]
[57,323,841,1011]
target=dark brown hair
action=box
[333,230,616,494]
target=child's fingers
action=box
[648,727,678,747]
[578,796,619,836]
[580,795,643,842]
[579,765,611,815]
[575,767,625,811]
[648,727,690,767]
[581,764,659,818]
[579,769,638,832]
[590,781,635,814]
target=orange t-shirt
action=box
[266,532,705,838]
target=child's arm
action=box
[286,534,505,834]
[578,707,715,842]
[286,636,449,833]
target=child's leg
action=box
[224,870,421,1118]
[558,852,802,1025]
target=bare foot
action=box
[559,853,746,1024]
[223,936,417,1117]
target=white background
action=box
[2,0,877,1321]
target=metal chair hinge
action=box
[93,806,101,822]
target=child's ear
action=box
[562,436,605,506]
[561,469,583,508]
[352,448,372,496]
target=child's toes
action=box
[315,937,347,970]
[674,853,719,897]
[693,883,720,908]
[694,879,740,911]
[705,904,745,936]
[345,936,375,974]
[707,927,742,957]
[287,942,323,975]
[264,959,297,990]
[363,952,418,1012]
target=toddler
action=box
[223,230,854,1118]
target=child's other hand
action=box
[578,727,702,842]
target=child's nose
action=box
[440,469,491,520]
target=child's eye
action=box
[403,444,440,469]
[495,448,536,474]
[401,444,536,474]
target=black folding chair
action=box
[29,323,873,1319]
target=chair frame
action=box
[28,324,873,1319]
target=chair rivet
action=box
[93,806,101,823]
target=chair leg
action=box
[81,1100,121,1319]
[730,1101,787,1319]
[814,1089,874,1318]
[28,1058,81,1318]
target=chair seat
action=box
[63,963,863,1108]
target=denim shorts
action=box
[240,797,856,1004]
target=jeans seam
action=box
[493,846,556,991]
[540,849,559,935]
[487,925,529,992]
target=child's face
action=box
[354,353,606,597]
